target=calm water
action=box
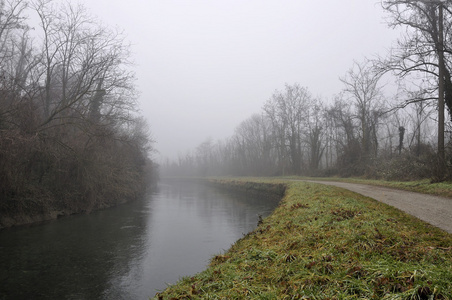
[0,179,280,299]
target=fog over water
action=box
[79,0,401,160]
[0,180,280,299]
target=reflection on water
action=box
[0,179,280,299]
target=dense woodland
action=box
[0,0,155,225]
[164,1,452,181]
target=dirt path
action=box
[304,180,452,234]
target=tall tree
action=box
[32,0,136,132]
[306,103,326,172]
[233,114,275,175]
[381,0,450,177]
[0,0,28,62]
[327,97,361,175]
[0,0,32,128]
[340,60,385,161]
[0,0,155,222]
[263,84,312,175]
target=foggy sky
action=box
[79,0,401,162]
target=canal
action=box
[0,179,280,299]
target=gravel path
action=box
[304,180,452,234]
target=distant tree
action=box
[406,101,435,156]
[0,0,28,63]
[263,84,312,175]
[327,97,361,175]
[340,60,386,162]
[0,0,33,128]
[233,114,275,175]
[195,137,215,176]
[306,102,326,173]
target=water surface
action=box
[0,179,280,299]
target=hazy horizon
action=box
[78,0,401,161]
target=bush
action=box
[373,149,436,181]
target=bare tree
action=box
[381,0,452,177]
[233,114,276,175]
[0,0,155,223]
[327,96,361,175]
[0,0,33,127]
[0,0,28,62]
[263,84,312,175]
[340,60,386,161]
[31,0,136,131]
[306,102,326,172]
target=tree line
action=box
[0,0,155,222]
[164,0,452,181]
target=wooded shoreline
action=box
[0,172,156,230]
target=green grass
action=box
[153,179,452,300]
[283,176,452,199]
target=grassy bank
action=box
[154,179,452,299]
[283,177,452,199]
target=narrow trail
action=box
[304,180,452,234]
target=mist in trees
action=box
[163,63,445,180]
[380,0,452,180]
[0,0,155,223]
[163,0,452,180]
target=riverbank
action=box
[0,175,155,230]
[207,178,286,200]
[154,179,452,299]
[0,195,134,229]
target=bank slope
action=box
[154,180,452,299]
